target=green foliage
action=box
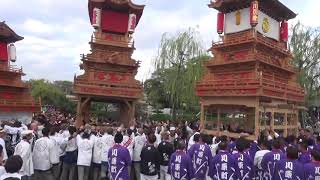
[290,22,320,106]
[28,79,76,113]
[147,28,209,120]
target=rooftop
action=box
[209,0,297,21]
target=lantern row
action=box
[92,8,137,34]
[0,43,17,62]
[216,0,289,42]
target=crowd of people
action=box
[1,112,320,180]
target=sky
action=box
[0,0,319,82]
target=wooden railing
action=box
[74,77,142,89]
[0,79,27,88]
[197,76,304,102]
[212,30,290,55]
[0,65,23,73]
[0,99,40,106]
[92,32,134,48]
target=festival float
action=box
[0,22,41,123]
[74,0,145,127]
[196,0,305,139]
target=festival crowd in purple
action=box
[0,112,320,180]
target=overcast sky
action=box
[0,0,319,82]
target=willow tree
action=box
[290,22,320,105]
[153,28,209,120]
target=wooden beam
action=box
[284,113,288,137]
[217,107,221,136]
[200,103,205,130]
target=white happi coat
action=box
[92,135,103,164]
[121,134,134,160]
[32,136,54,171]
[133,133,146,162]
[100,134,114,162]
[0,138,8,161]
[14,140,33,176]
[49,133,67,164]
[76,135,94,166]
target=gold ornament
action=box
[235,10,241,25]
[262,17,270,33]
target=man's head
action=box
[176,139,186,150]
[148,134,157,145]
[162,131,170,141]
[286,146,299,160]
[5,155,23,173]
[272,139,282,150]
[42,127,50,137]
[311,150,320,161]
[193,134,200,143]
[236,138,247,153]
[218,141,228,151]
[298,141,308,152]
[114,133,123,144]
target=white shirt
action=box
[0,166,5,178]
[32,137,54,171]
[100,134,114,162]
[76,135,94,166]
[254,150,271,169]
[133,133,146,162]
[14,140,34,176]
[92,135,103,164]
[187,132,200,150]
[50,134,67,164]
[65,136,77,152]
[0,172,21,180]
[0,138,8,161]
[121,134,134,160]
[4,125,23,146]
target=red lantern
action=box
[280,20,288,42]
[217,12,225,34]
[250,0,259,27]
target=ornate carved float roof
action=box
[88,0,145,25]
[0,22,24,43]
[209,0,296,21]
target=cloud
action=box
[1,0,319,82]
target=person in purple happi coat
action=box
[298,141,312,164]
[108,133,131,180]
[232,138,254,180]
[187,133,212,180]
[313,136,320,152]
[273,146,304,180]
[168,139,194,180]
[209,141,240,180]
[261,139,285,180]
[304,149,320,180]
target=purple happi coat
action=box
[209,150,240,180]
[188,143,212,179]
[261,150,285,180]
[313,143,320,152]
[298,151,312,164]
[232,152,254,179]
[108,144,131,180]
[273,159,304,180]
[168,150,194,180]
[304,161,320,180]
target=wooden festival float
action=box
[74,0,145,127]
[196,0,305,139]
[0,22,41,123]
